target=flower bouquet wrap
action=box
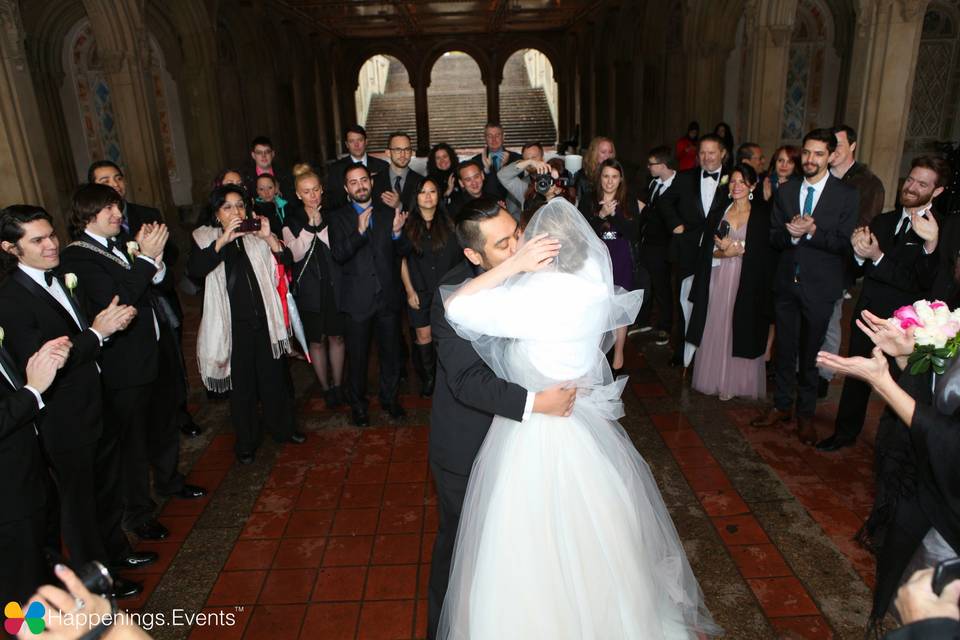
[894,300,960,375]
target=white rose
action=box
[720,175,729,186]
[914,326,936,347]
[126,241,139,256]
[0,325,4,347]
[64,273,78,290]
[934,304,951,324]
[916,301,936,326]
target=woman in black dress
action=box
[282,163,347,408]
[400,176,464,396]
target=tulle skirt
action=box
[437,401,721,639]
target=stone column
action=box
[850,0,929,208]
[414,81,431,156]
[486,75,500,126]
[742,0,798,156]
[0,0,60,216]
[682,45,733,131]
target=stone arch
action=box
[495,37,562,86]
[354,54,417,150]
[426,49,487,148]
[421,41,491,89]
[343,44,419,93]
[498,49,558,147]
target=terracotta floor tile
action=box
[206,570,266,606]
[339,484,385,509]
[285,510,335,538]
[808,508,865,539]
[357,600,415,640]
[769,615,835,639]
[680,464,734,492]
[252,487,301,514]
[712,515,771,546]
[296,485,341,510]
[415,599,428,639]
[120,572,162,610]
[304,463,347,487]
[331,508,380,536]
[650,412,693,431]
[156,514,200,543]
[187,467,230,492]
[372,534,421,565]
[697,489,750,517]
[258,568,317,604]
[387,461,428,483]
[160,496,209,517]
[632,382,667,398]
[300,602,361,640]
[383,483,428,506]
[265,465,307,489]
[194,447,236,470]
[224,539,280,571]
[242,604,306,640]
[378,506,424,534]
[312,566,367,601]
[323,536,374,566]
[423,507,438,533]
[789,484,851,512]
[391,443,429,462]
[728,544,793,579]
[746,577,820,618]
[421,533,436,563]
[346,463,390,484]
[273,538,327,569]
[364,564,418,600]
[241,512,291,539]
[418,563,431,598]
[186,607,251,640]
[660,429,705,449]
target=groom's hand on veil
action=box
[533,384,577,417]
[510,233,561,274]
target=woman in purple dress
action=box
[686,163,773,400]
[582,158,640,373]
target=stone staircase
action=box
[364,53,556,151]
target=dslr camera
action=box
[534,174,569,195]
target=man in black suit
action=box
[380,132,424,211]
[448,160,488,219]
[324,124,390,211]
[88,160,200,439]
[658,134,730,366]
[470,122,521,202]
[636,145,678,345]
[0,335,69,606]
[239,135,295,198]
[426,198,576,639]
[328,163,412,426]
[60,184,205,542]
[753,128,858,445]
[0,204,147,598]
[817,156,950,451]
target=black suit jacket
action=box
[882,618,960,640]
[429,260,527,476]
[0,348,46,523]
[59,234,160,390]
[125,201,183,326]
[327,202,413,319]
[855,210,937,318]
[770,175,859,302]
[470,150,521,201]
[639,178,676,247]
[323,156,390,211]
[659,168,731,276]
[0,271,103,452]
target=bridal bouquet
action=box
[894,299,960,374]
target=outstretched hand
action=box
[816,347,889,385]
[856,309,915,358]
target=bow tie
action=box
[702,171,719,181]
[107,238,121,253]
[44,271,54,287]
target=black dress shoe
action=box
[237,452,255,465]
[112,551,158,571]
[351,409,369,428]
[289,431,306,444]
[179,421,202,437]
[172,484,207,499]
[815,435,855,452]
[111,577,144,599]
[132,520,169,540]
[386,402,406,419]
[817,377,830,399]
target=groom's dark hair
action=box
[455,197,504,253]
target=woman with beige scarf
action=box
[188,184,306,465]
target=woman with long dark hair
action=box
[400,176,464,396]
[188,185,305,464]
[427,143,461,206]
[762,145,802,202]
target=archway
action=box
[355,54,416,152]
[427,51,485,150]
[498,49,558,149]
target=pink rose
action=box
[943,320,960,340]
[931,301,948,310]
[894,305,924,330]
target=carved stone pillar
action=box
[683,45,733,132]
[414,81,430,156]
[0,0,60,216]
[178,64,225,203]
[742,0,798,157]
[486,75,500,127]
[849,0,929,208]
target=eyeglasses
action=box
[389,147,414,154]
[221,202,247,212]
[647,161,663,167]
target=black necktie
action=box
[44,271,54,287]
[896,218,910,242]
[703,171,719,181]
[394,176,402,193]
[651,182,663,204]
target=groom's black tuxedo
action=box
[427,259,528,639]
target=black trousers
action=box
[105,384,157,530]
[150,323,186,495]
[773,285,835,417]
[639,244,672,332]
[427,462,470,640]
[344,309,401,410]
[0,509,49,605]
[229,326,295,455]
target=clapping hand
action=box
[851,227,882,261]
[392,209,408,235]
[25,337,73,394]
[911,209,939,252]
[856,309,915,358]
[816,346,889,385]
[511,233,561,273]
[91,295,137,338]
[599,200,618,219]
[137,222,168,259]
[381,190,400,208]
[786,215,814,239]
[357,206,373,235]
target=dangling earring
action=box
[748,192,754,201]
[728,192,733,199]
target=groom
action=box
[428,198,577,638]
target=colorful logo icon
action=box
[4,601,45,635]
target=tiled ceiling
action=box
[280,0,606,38]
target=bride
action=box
[437,199,721,639]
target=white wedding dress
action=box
[437,200,721,640]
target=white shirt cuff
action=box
[790,237,800,245]
[522,391,535,422]
[89,328,105,346]
[854,255,865,266]
[24,385,44,410]
[874,254,884,266]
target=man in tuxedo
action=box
[324,124,390,210]
[658,133,730,366]
[753,128,858,444]
[470,122,521,201]
[381,132,424,211]
[328,163,412,426]
[448,160,487,219]
[60,184,205,542]
[635,146,678,346]
[817,156,950,451]
[0,335,69,606]
[88,160,201,438]
[427,197,577,639]
[0,204,147,598]
[240,135,295,198]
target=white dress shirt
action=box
[19,264,83,330]
[791,173,830,245]
[700,169,721,216]
[652,171,677,199]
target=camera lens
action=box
[75,561,114,595]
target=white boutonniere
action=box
[0,325,4,348]
[64,273,78,297]
[719,174,729,187]
[126,241,140,260]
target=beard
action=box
[350,188,371,204]
[900,189,931,208]
[802,162,820,177]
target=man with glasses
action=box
[242,136,294,199]
[381,132,424,211]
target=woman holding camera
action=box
[188,185,305,464]
[582,158,640,374]
[686,163,772,400]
